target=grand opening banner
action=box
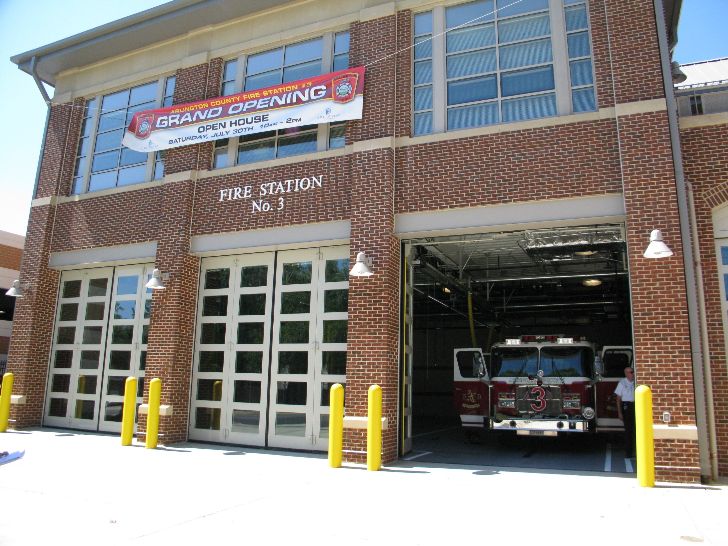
[122,66,365,153]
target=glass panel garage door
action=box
[190,246,348,450]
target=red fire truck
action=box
[454,335,609,437]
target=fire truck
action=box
[454,335,603,437]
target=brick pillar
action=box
[621,111,700,483]
[7,99,84,426]
[140,59,222,442]
[344,13,401,463]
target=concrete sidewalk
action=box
[0,428,725,545]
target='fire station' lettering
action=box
[218,175,323,214]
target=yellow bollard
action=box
[635,384,655,487]
[367,384,382,471]
[120,376,138,446]
[0,373,14,433]
[146,378,162,449]
[328,383,344,468]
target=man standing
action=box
[615,367,636,458]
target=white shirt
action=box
[614,377,635,402]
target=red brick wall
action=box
[681,122,728,477]
[0,244,22,271]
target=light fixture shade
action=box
[350,252,373,277]
[582,278,602,287]
[643,229,673,259]
[145,268,166,290]
[6,279,24,297]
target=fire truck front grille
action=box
[516,385,562,415]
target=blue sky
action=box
[0,0,726,236]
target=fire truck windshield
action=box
[540,346,594,378]
[491,347,538,377]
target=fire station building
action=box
[7,0,728,483]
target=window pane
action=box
[502,93,557,121]
[88,171,117,192]
[275,412,306,436]
[222,81,237,97]
[570,59,594,86]
[117,275,139,295]
[721,247,728,266]
[414,112,433,135]
[72,177,85,195]
[106,377,126,396]
[101,90,129,112]
[325,259,349,282]
[567,32,591,58]
[98,111,126,133]
[238,138,276,164]
[565,5,588,32]
[199,351,225,373]
[244,71,281,91]
[92,151,120,173]
[205,268,230,289]
[283,61,322,83]
[497,13,550,43]
[129,82,158,105]
[279,321,309,343]
[195,407,221,430]
[448,102,499,129]
[238,322,265,344]
[78,137,91,157]
[282,262,312,285]
[234,381,261,403]
[448,75,498,105]
[322,351,347,375]
[77,376,98,395]
[214,144,229,168]
[277,131,318,158]
[414,11,433,35]
[232,410,260,433]
[197,379,223,401]
[236,351,263,373]
[52,374,70,393]
[415,36,433,59]
[95,129,124,152]
[240,265,268,287]
[80,350,100,369]
[114,301,136,320]
[496,0,548,18]
[247,48,284,75]
[109,351,131,370]
[446,24,495,53]
[111,325,133,344]
[85,302,105,320]
[335,32,350,54]
[501,66,554,96]
[120,148,148,167]
[201,323,226,344]
[82,326,103,345]
[333,55,349,72]
[278,351,308,374]
[63,280,82,298]
[447,49,497,78]
[285,38,323,65]
[414,61,433,85]
[54,350,73,368]
[88,278,108,297]
[74,400,95,420]
[276,382,307,405]
[323,320,348,343]
[239,293,267,315]
[165,76,176,98]
[446,0,494,29]
[572,87,596,112]
[117,164,147,186]
[329,124,346,149]
[105,402,124,422]
[280,291,311,314]
[60,303,78,322]
[324,289,348,312]
[48,398,68,417]
[499,38,552,70]
[203,295,228,317]
[224,60,238,81]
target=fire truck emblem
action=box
[134,114,155,138]
[462,389,481,410]
[332,73,358,103]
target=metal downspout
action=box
[29,56,52,201]
[653,0,713,480]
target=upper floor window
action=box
[413,0,596,136]
[214,31,349,169]
[72,76,176,194]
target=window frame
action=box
[412,0,597,136]
[72,75,176,195]
[213,30,350,170]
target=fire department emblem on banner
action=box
[332,73,358,103]
[135,114,155,138]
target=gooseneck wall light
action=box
[145,268,168,290]
[643,229,674,259]
[350,252,373,277]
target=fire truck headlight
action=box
[582,407,595,420]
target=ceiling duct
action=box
[518,228,624,263]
